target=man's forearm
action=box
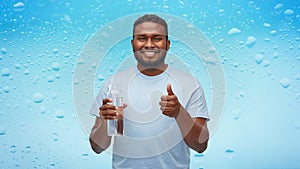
[89,118,111,154]
[175,106,209,153]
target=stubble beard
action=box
[134,50,167,69]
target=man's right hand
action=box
[99,98,117,120]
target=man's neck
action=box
[137,64,168,76]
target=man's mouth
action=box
[141,50,159,57]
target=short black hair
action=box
[133,14,168,36]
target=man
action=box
[89,14,209,169]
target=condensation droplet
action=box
[47,76,54,83]
[0,125,6,135]
[280,78,291,88]
[64,53,70,58]
[97,74,105,81]
[218,9,225,16]
[82,153,89,157]
[53,48,59,54]
[225,149,234,153]
[233,109,241,120]
[40,106,46,114]
[262,60,271,67]
[24,145,31,153]
[55,109,65,119]
[284,9,295,20]
[1,47,7,54]
[52,132,59,141]
[51,62,60,71]
[15,64,21,69]
[1,68,10,76]
[10,145,17,153]
[33,93,44,103]
[246,36,256,48]
[24,69,30,75]
[254,54,264,64]
[263,23,271,28]
[273,53,279,59]
[13,2,25,12]
[194,153,204,157]
[3,86,9,93]
[274,3,284,14]
[270,30,277,36]
[227,28,241,36]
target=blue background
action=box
[1,0,300,168]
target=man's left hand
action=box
[159,84,182,118]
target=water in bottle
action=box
[107,87,124,136]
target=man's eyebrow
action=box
[134,34,166,37]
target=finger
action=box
[167,83,174,96]
[159,100,175,107]
[160,95,176,101]
[122,103,128,109]
[102,98,112,105]
[162,110,172,116]
[100,104,115,111]
[101,110,117,119]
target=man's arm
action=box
[175,109,209,153]
[160,84,209,153]
[89,116,111,154]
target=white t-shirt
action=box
[91,66,209,169]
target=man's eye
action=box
[138,37,146,41]
[153,37,162,41]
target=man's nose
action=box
[145,38,155,48]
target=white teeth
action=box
[144,52,155,57]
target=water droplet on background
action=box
[47,76,54,83]
[274,3,284,14]
[227,28,241,36]
[273,53,279,59]
[284,9,295,20]
[24,145,31,153]
[3,86,9,93]
[97,74,105,81]
[10,145,17,153]
[246,36,256,48]
[15,64,21,69]
[254,54,264,64]
[280,77,291,88]
[13,2,26,12]
[262,60,271,67]
[1,68,10,76]
[194,153,204,157]
[1,47,7,54]
[24,69,30,75]
[225,149,234,153]
[81,153,89,157]
[233,109,241,120]
[263,23,271,28]
[52,48,59,54]
[51,62,60,71]
[0,125,6,135]
[33,93,44,103]
[55,109,65,119]
[270,30,277,36]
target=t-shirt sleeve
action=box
[185,84,209,120]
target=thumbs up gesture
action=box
[160,84,182,118]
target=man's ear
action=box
[166,40,170,51]
[131,39,134,51]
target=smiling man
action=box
[89,14,210,169]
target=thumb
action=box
[167,84,174,96]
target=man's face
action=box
[131,22,170,69]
